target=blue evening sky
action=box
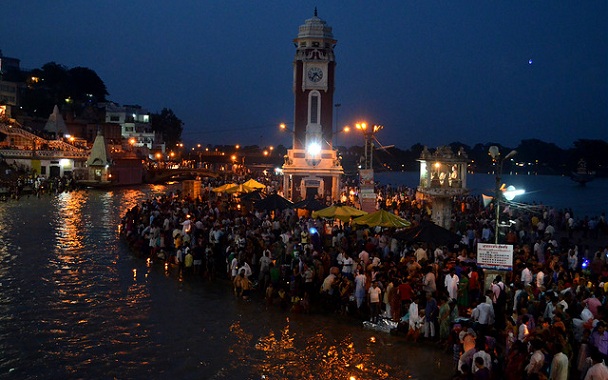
[2,1,606,149]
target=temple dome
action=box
[296,10,335,40]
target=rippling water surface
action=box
[0,187,451,380]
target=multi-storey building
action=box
[103,102,163,152]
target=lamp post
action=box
[488,146,517,244]
[355,123,383,170]
[355,123,384,213]
[334,103,341,147]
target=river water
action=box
[0,186,452,380]
[375,172,608,219]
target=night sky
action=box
[3,1,606,149]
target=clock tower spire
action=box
[282,11,343,203]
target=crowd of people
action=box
[120,174,608,380]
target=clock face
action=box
[307,67,323,83]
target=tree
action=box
[20,62,108,118]
[67,67,108,103]
[151,108,184,147]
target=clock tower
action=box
[282,9,343,202]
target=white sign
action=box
[477,243,514,271]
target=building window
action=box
[110,116,119,122]
[309,91,321,125]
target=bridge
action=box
[145,167,220,183]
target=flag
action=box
[482,194,494,208]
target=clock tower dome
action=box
[282,9,343,202]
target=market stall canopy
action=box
[239,190,264,202]
[253,193,294,211]
[394,220,461,246]
[242,179,266,190]
[212,183,238,193]
[291,198,327,211]
[225,184,255,194]
[351,209,411,228]
[312,205,368,222]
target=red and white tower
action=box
[282,9,343,202]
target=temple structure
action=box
[417,146,469,230]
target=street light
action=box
[355,122,383,170]
[488,146,518,244]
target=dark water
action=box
[375,172,608,219]
[0,187,452,380]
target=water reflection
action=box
[53,191,86,252]
[229,319,411,380]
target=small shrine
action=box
[85,129,112,184]
[417,146,469,230]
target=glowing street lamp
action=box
[356,122,383,170]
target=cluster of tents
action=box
[211,179,462,246]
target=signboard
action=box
[360,197,376,213]
[359,169,374,187]
[477,243,513,271]
[359,169,376,213]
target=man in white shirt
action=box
[549,343,568,380]
[584,350,608,380]
[414,244,428,262]
[368,281,382,323]
[521,263,533,287]
[472,295,495,328]
[434,246,445,263]
[536,267,545,290]
[445,269,459,301]
[525,340,545,377]
[354,270,367,308]
[341,253,354,280]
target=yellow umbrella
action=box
[212,183,238,193]
[225,184,255,194]
[351,209,411,228]
[312,205,368,222]
[242,179,266,189]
